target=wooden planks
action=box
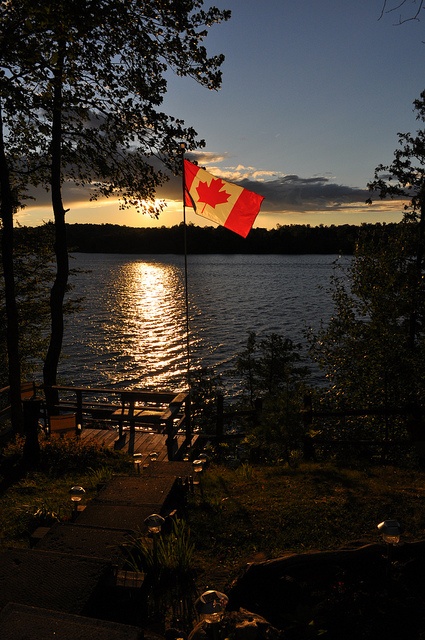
[79,428,195,461]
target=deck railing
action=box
[0,383,192,457]
[47,384,191,440]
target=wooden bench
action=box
[111,391,188,439]
[48,413,79,439]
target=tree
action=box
[310,92,425,440]
[0,225,57,387]
[367,90,425,350]
[310,225,425,411]
[0,119,21,427]
[189,366,224,434]
[0,1,230,426]
[0,0,49,430]
[234,332,310,461]
[379,0,424,24]
[234,331,258,407]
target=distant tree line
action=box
[60,222,402,255]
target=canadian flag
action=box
[184,159,264,238]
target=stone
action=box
[188,609,282,640]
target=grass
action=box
[3,436,425,638]
[2,435,425,594]
[0,435,133,549]
[186,460,425,590]
[1,472,95,546]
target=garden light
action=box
[133,453,143,473]
[195,589,229,624]
[144,513,165,535]
[192,459,204,484]
[377,520,401,545]
[144,513,165,570]
[69,485,85,520]
[70,485,85,503]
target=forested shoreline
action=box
[57,221,399,254]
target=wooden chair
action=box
[20,381,37,401]
[111,393,166,438]
[49,413,78,439]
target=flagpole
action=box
[180,143,191,394]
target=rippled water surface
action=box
[60,254,347,391]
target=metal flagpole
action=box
[180,143,191,393]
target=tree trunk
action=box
[408,199,425,350]
[0,103,23,432]
[43,43,68,412]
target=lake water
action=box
[60,253,349,394]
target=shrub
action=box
[1,434,130,477]
[126,517,197,629]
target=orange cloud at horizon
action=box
[15,192,405,230]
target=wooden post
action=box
[44,385,59,418]
[185,393,191,444]
[76,389,83,429]
[129,397,135,437]
[165,417,178,461]
[118,393,125,439]
[22,399,41,468]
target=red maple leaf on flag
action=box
[196,178,230,212]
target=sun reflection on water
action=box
[61,254,340,393]
[101,260,189,389]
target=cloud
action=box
[160,160,404,216]
[186,150,229,165]
[240,174,372,212]
[19,183,95,210]
[21,158,406,223]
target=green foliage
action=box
[187,461,425,575]
[128,517,195,575]
[189,365,224,433]
[1,473,75,545]
[235,462,255,481]
[308,93,425,440]
[38,439,124,477]
[3,500,63,542]
[0,224,56,386]
[30,502,62,528]
[0,438,132,546]
[87,465,115,487]
[311,190,425,424]
[0,1,231,213]
[234,332,311,460]
[126,517,197,629]
[0,434,131,478]
[367,90,425,221]
[258,333,310,395]
[235,331,310,403]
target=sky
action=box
[18,0,425,230]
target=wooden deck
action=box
[39,384,195,462]
[79,427,197,461]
